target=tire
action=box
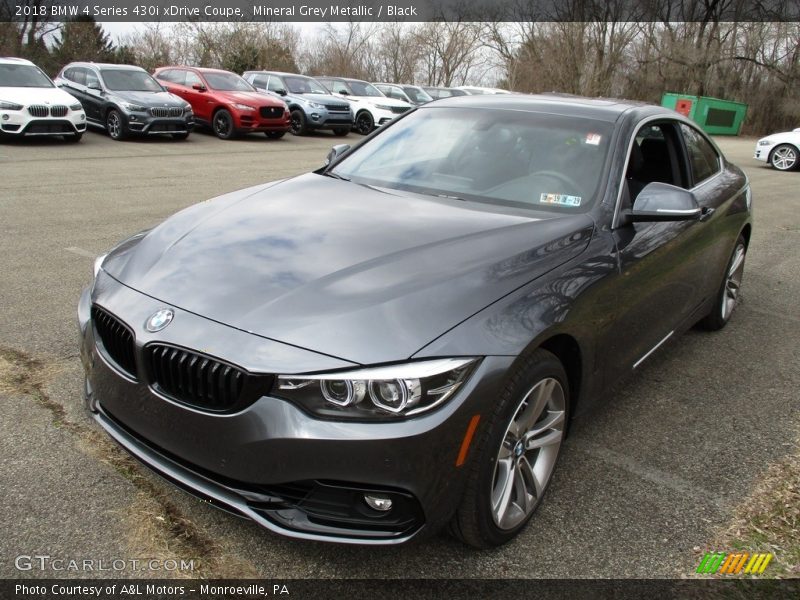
[106,110,126,141]
[332,127,350,137]
[212,109,236,140]
[769,144,798,171]
[265,131,285,139]
[172,132,190,140]
[698,234,747,331]
[354,111,374,135]
[450,348,569,548]
[64,132,82,143]
[289,109,307,135]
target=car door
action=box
[81,67,105,122]
[606,119,715,374]
[182,70,213,123]
[58,67,90,115]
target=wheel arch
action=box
[740,223,752,249]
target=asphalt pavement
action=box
[0,128,797,579]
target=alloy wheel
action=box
[214,111,233,139]
[721,242,746,321]
[355,112,374,135]
[107,111,122,140]
[771,145,797,171]
[490,377,565,530]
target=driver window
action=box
[85,69,100,89]
[625,122,687,206]
[184,71,202,88]
[267,76,284,92]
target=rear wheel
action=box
[290,109,307,135]
[450,348,569,548]
[699,235,747,331]
[106,110,126,141]
[769,144,798,171]
[354,111,374,135]
[332,127,350,137]
[265,131,285,139]
[213,109,236,140]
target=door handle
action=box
[699,207,715,221]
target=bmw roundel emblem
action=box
[145,309,174,332]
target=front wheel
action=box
[289,109,307,135]
[770,144,798,171]
[354,111,374,135]
[106,110,126,141]
[265,131,285,139]
[699,235,747,331]
[213,109,236,140]
[450,348,569,548]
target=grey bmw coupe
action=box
[79,94,752,548]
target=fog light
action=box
[364,494,393,512]
[1,114,8,121]
[310,113,320,120]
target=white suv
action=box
[316,76,413,135]
[0,57,86,142]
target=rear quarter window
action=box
[681,124,720,185]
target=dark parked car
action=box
[243,70,353,136]
[55,63,194,140]
[80,95,751,548]
[374,83,433,105]
[154,66,290,140]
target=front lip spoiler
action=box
[92,406,421,545]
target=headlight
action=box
[233,103,255,111]
[308,101,325,109]
[69,102,82,111]
[93,253,108,280]
[0,100,23,110]
[372,103,393,111]
[121,102,146,112]
[757,139,772,146]
[183,103,193,114]
[275,358,478,419]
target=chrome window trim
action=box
[612,115,726,229]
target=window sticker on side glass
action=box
[539,193,582,207]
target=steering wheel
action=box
[529,170,583,196]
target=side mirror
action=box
[88,83,102,91]
[338,90,349,96]
[192,83,207,92]
[276,88,287,96]
[326,144,350,166]
[623,182,702,223]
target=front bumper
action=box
[78,275,511,544]
[234,111,290,133]
[753,144,772,163]
[0,109,86,136]
[124,112,194,135]
[306,109,353,130]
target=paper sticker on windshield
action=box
[540,193,582,207]
[585,133,602,145]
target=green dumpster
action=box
[661,93,748,136]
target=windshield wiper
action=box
[324,171,350,181]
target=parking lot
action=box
[1,129,798,578]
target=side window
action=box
[252,74,269,89]
[680,124,720,185]
[624,122,687,205]
[327,80,349,94]
[70,68,86,86]
[184,71,202,88]
[84,69,100,88]
[266,76,284,92]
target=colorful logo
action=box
[696,551,773,575]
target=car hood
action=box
[112,90,185,107]
[1,86,79,105]
[214,90,284,107]
[103,174,593,365]
[293,92,349,106]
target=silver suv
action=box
[244,71,353,136]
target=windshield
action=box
[404,86,433,103]
[0,64,53,88]
[101,69,162,92]
[204,72,254,92]
[331,107,612,213]
[348,80,383,97]
[285,76,328,95]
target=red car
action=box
[153,66,290,139]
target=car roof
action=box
[157,66,235,75]
[64,62,146,71]
[427,93,664,122]
[244,70,314,78]
[0,57,35,66]
[317,76,370,85]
